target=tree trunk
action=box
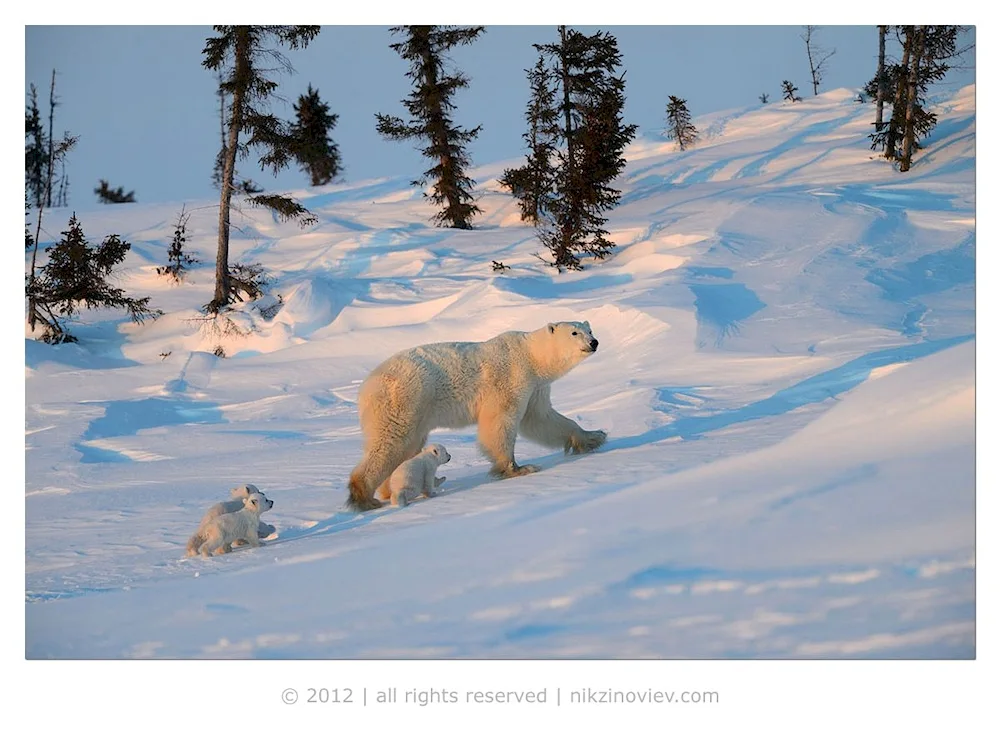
[558,25,575,260]
[210,28,249,312]
[874,25,887,129]
[805,27,820,96]
[899,26,926,173]
[45,69,57,209]
[886,27,912,160]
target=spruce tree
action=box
[28,214,160,343]
[376,25,485,229]
[665,96,698,150]
[532,25,638,270]
[781,80,802,102]
[866,26,963,166]
[498,53,559,225]
[290,84,342,186]
[157,207,198,281]
[25,84,47,208]
[759,93,770,104]
[202,25,320,314]
[94,179,136,204]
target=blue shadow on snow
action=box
[606,334,973,452]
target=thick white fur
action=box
[190,492,273,557]
[387,443,451,507]
[186,484,275,556]
[347,321,606,511]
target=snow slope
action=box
[24,87,975,659]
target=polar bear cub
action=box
[191,492,274,557]
[388,443,451,507]
[185,484,276,556]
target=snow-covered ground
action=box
[25,87,976,663]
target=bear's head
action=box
[243,492,274,513]
[532,321,600,379]
[427,443,451,465]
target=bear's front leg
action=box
[479,404,540,478]
[246,534,261,548]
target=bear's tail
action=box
[185,532,203,557]
[347,472,382,512]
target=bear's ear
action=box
[431,446,439,457]
[548,323,556,334]
[584,320,591,329]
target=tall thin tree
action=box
[802,26,836,96]
[874,25,888,137]
[201,25,320,314]
[898,26,927,172]
[376,25,485,229]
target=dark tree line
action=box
[501,26,637,271]
[867,25,968,172]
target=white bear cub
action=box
[189,492,274,557]
[186,484,275,556]
[388,444,451,507]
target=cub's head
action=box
[230,483,261,499]
[427,444,451,465]
[242,492,274,514]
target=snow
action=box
[21,86,983,723]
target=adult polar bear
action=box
[347,321,607,511]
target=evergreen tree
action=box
[156,206,198,281]
[759,93,770,104]
[802,26,836,96]
[28,214,160,343]
[873,25,888,140]
[781,80,802,102]
[290,84,342,186]
[866,25,964,166]
[498,53,559,225]
[531,25,638,270]
[202,25,320,314]
[25,197,34,250]
[25,84,47,208]
[376,25,485,229]
[94,179,136,204]
[42,70,77,208]
[665,95,698,150]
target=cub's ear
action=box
[548,323,556,334]
[431,446,439,457]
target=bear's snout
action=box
[590,338,599,351]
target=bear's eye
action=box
[572,331,578,336]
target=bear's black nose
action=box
[590,338,599,351]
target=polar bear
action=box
[388,443,451,507]
[186,484,276,556]
[347,321,606,511]
[189,492,274,557]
